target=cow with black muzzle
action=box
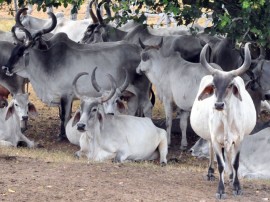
[190,43,256,199]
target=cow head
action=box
[91,67,129,115]
[2,8,57,75]
[136,38,163,75]
[71,70,117,132]
[199,42,251,111]
[5,93,38,132]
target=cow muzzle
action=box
[77,123,86,132]
[214,102,225,111]
[264,94,270,100]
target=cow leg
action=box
[19,134,35,148]
[214,144,226,199]
[206,141,215,181]
[231,142,242,196]
[158,131,168,166]
[179,110,189,150]
[58,96,73,141]
[163,100,172,145]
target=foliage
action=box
[1,0,270,47]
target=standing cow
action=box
[190,43,256,199]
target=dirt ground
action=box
[1,3,270,202]
[0,86,269,202]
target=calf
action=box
[190,43,256,198]
[70,72,168,164]
[0,93,38,147]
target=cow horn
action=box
[16,27,33,47]
[118,69,129,92]
[15,8,28,28]
[100,74,117,103]
[72,72,89,98]
[139,38,146,49]
[231,42,251,76]
[91,67,102,92]
[11,26,24,43]
[200,44,216,74]
[32,12,57,39]
[89,0,98,24]
[96,1,104,24]
[104,0,112,19]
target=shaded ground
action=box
[0,85,270,202]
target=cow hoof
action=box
[36,143,44,148]
[160,162,167,167]
[180,145,187,151]
[215,192,226,199]
[205,174,216,181]
[56,135,68,142]
[233,189,242,196]
[74,152,80,159]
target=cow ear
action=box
[72,111,81,127]
[28,102,38,117]
[5,103,15,120]
[117,100,126,114]
[198,85,214,101]
[233,83,242,101]
[120,90,136,102]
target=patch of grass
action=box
[0,19,14,31]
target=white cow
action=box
[190,43,256,199]
[69,72,168,164]
[66,69,129,146]
[190,127,270,179]
[0,93,38,147]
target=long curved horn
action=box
[118,69,129,92]
[100,74,117,103]
[231,42,251,76]
[32,12,57,39]
[11,26,24,43]
[15,8,28,27]
[16,27,33,47]
[200,44,216,74]
[91,67,102,92]
[96,1,104,24]
[139,38,146,49]
[104,0,112,19]
[72,72,89,98]
[89,0,98,23]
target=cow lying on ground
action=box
[190,43,256,198]
[190,127,270,179]
[0,93,38,147]
[70,72,168,165]
[66,68,129,146]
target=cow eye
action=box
[142,53,150,61]
[228,84,233,88]
[92,108,97,112]
[15,104,18,107]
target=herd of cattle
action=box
[1,1,270,198]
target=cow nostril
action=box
[214,102,224,110]
[22,116,28,121]
[77,123,86,131]
[265,94,270,100]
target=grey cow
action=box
[2,14,152,141]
